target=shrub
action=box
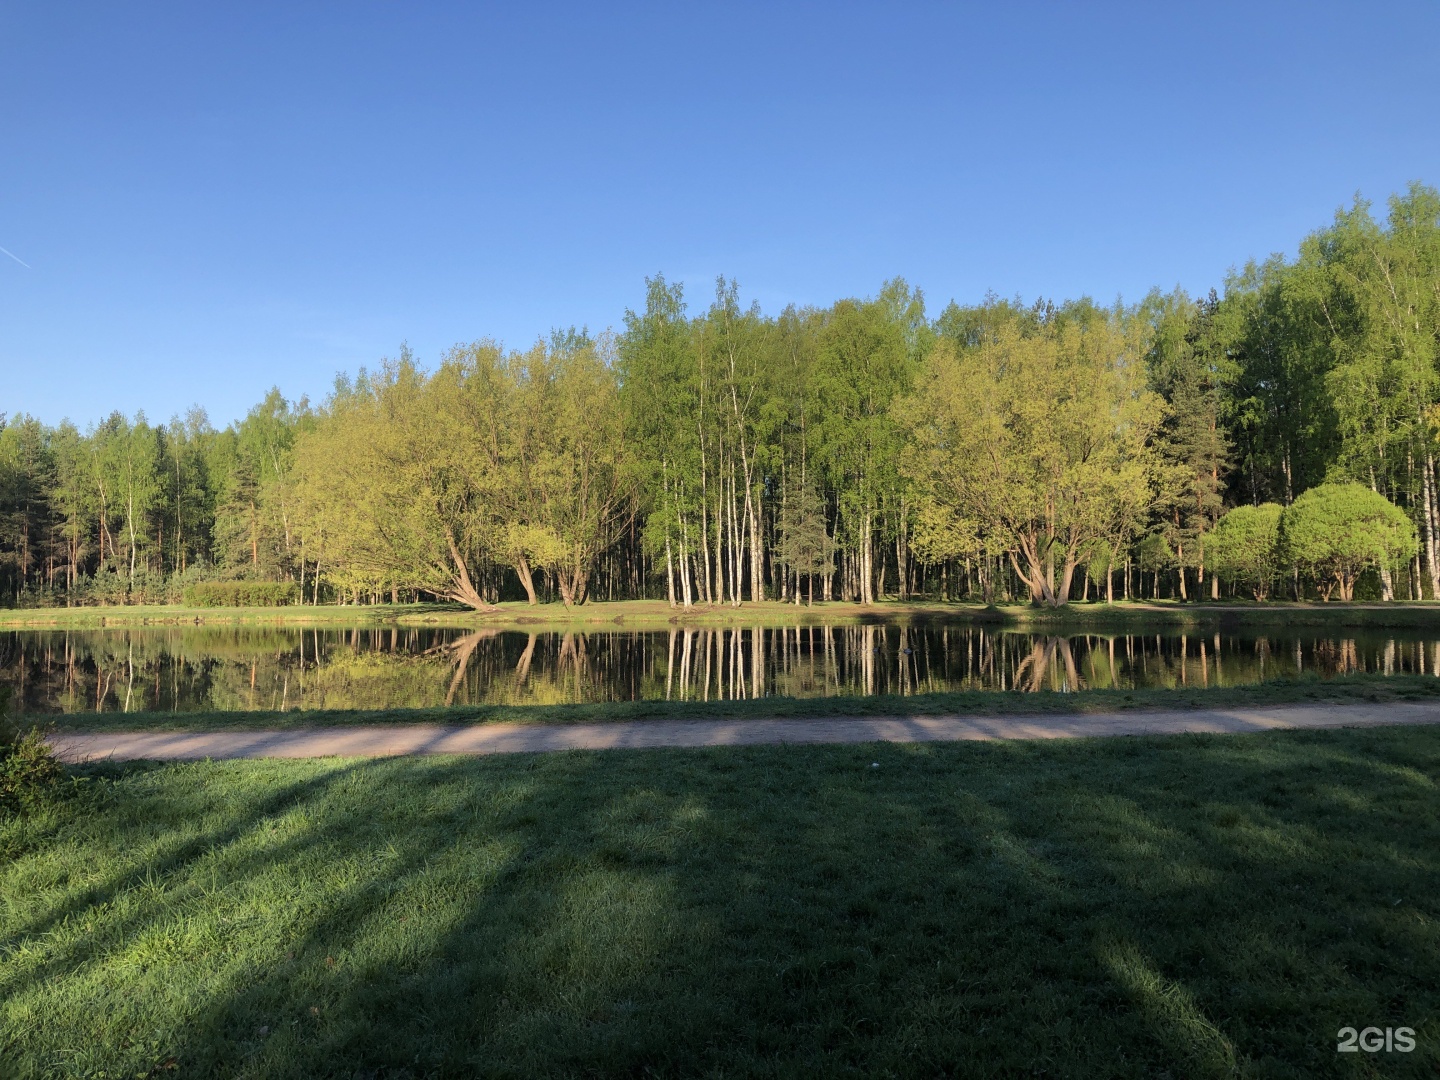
[81,567,130,605]
[0,688,64,816]
[184,580,301,607]
[1280,483,1418,601]
[1209,503,1284,600]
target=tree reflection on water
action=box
[3,623,1438,715]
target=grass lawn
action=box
[37,671,1440,734]
[8,596,1440,632]
[2,727,1437,1077]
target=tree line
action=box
[4,182,1440,609]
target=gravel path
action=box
[46,701,1440,762]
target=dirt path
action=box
[46,701,1440,762]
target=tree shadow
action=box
[1,728,1437,1077]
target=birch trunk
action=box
[728,461,743,606]
[747,486,763,601]
[665,536,676,607]
[1425,455,1440,599]
[699,477,712,603]
[679,517,694,608]
[860,512,874,604]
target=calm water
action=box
[4,623,1440,716]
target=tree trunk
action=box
[896,527,909,602]
[444,530,498,611]
[1425,455,1440,599]
[1009,532,1060,605]
[556,563,590,607]
[713,495,724,604]
[699,499,712,604]
[665,536,676,607]
[679,516,694,608]
[514,554,539,605]
[728,464,743,607]
[1054,556,1078,608]
[747,487,763,601]
[860,512,875,604]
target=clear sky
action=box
[3,2,1438,429]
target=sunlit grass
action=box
[2,726,1437,1077]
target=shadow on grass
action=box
[1,727,1437,1077]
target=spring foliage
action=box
[6,183,1440,605]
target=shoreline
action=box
[7,597,1440,632]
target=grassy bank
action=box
[7,596,1440,632]
[0,602,443,629]
[3,726,1437,1077]
[32,671,1440,733]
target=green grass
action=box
[8,596,1440,631]
[1,727,1437,1077]
[34,671,1440,734]
[0,603,445,629]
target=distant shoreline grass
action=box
[29,672,1440,734]
[3,725,1436,1077]
[6,596,1440,631]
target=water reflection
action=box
[2,624,1438,715]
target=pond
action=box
[4,623,1440,716]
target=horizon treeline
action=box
[4,182,1440,609]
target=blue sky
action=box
[3,2,1438,428]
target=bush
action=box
[0,688,64,816]
[183,580,301,607]
[1280,483,1418,601]
[1209,503,1284,600]
[81,567,131,605]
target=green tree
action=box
[810,287,918,602]
[214,390,310,578]
[1144,289,1230,599]
[1219,256,1341,508]
[0,415,55,598]
[897,305,1163,607]
[1208,503,1283,600]
[48,422,94,595]
[507,333,635,606]
[159,407,219,576]
[619,275,703,607]
[772,481,836,605]
[293,354,499,609]
[1279,483,1417,601]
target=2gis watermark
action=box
[1337,1026,1416,1054]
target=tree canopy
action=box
[7,182,1440,608]
[1208,504,1284,601]
[897,307,1161,607]
[1279,483,1417,601]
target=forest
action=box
[3,182,1439,610]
